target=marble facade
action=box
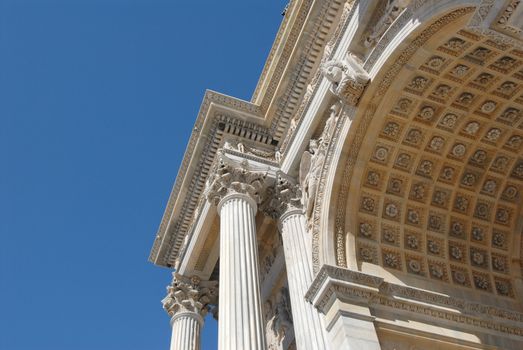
[150,1,523,349]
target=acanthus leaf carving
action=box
[161,273,218,319]
[262,172,302,220]
[205,151,268,206]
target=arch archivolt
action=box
[313,1,523,303]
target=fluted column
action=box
[162,274,218,350]
[169,312,202,350]
[274,174,329,350]
[206,154,267,350]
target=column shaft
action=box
[170,313,202,350]
[281,211,328,350]
[218,194,266,350]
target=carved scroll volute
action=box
[321,52,370,106]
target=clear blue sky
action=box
[1,1,285,349]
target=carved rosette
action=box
[161,273,218,319]
[263,172,302,220]
[205,152,268,207]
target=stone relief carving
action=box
[264,288,293,350]
[224,139,281,163]
[162,273,218,318]
[299,102,343,224]
[321,53,370,105]
[364,0,412,48]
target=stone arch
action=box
[314,0,523,306]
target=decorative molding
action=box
[149,91,269,267]
[307,265,523,337]
[266,0,347,142]
[251,0,314,105]
[279,0,358,155]
[150,0,351,267]
[467,0,523,46]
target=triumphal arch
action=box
[149,1,523,349]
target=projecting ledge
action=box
[306,265,523,348]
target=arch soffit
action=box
[314,1,523,303]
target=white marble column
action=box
[217,192,266,350]
[206,154,268,350]
[162,274,217,350]
[169,312,202,350]
[273,174,329,349]
[280,209,329,350]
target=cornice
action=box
[149,91,270,267]
[267,0,348,143]
[251,0,312,105]
[149,1,349,268]
[307,265,523,338]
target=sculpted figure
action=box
[321,52,370,105]
[223,139,245,153]
[299,101,342,222]
[365,0,412,47]
[300,139,325,221]
[264,300,280,350]
[319,101,342,146]
[274,148,282,163]
[273,288,293,341]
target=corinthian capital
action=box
[263,172,302,219]
[205,151,268,206]
[161,273,218,319]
